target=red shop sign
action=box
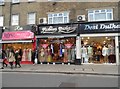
[2,31,34,40]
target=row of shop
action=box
[0,21,120,65]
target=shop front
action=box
[36,23,78,64]
[79,21,120,65]
[1,31,35,63]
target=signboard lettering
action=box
[2,31,34,40]
[39,25,77,34]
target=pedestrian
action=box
[8,49,15,69]
[15,49,21,68]
[1,50,8,69]
[19,47,23,61]
[31,49,35,65]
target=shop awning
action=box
[36,34,77,38]
[1,40,33,43]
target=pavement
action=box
[1,63,120,76]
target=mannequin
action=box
[81,46,88,63]
[102,46,109,63]
[87,46,93,63]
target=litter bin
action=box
[74,59,81,65]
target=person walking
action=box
[15,49,21,68]
[19,47,23,61]
[8,49,15,69]
[1,50,8,69]
[31,49,36,65]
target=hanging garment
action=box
[22,49,26,61]
[102,46,109,56]
[60,44,63,57]
[50,44,54,54]
[28,49,32,61]
[87,46,93,57]
[81,46,87,58]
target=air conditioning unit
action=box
[39,18,47,24]
[77,15,86,21]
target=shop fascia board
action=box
[1,40,33,43]
[36,34,77,38]
[80,33,119,37]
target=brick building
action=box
[0,1,120,65]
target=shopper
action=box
[8,49,15,69]
[32,49,36,65]
[19,47,23,61]
[1,50,8,69]
[15,49,21,68]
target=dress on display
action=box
[81,46,88,63]
[102,46,109,63]
[28,49,32,61]
[102,46,109,56]
[71,48,75,61]
[47,48,52,62]
[39,48,45,62]
[22,49,26,61]
[87,46,93,57]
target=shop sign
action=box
[2,31,34,40]
[80,22,120,33]
[38,24,77,35]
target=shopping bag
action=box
[35,58,38,64]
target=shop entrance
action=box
[81,36,116,64]
[38,37,76,63]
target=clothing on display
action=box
[22,48,32,61]
[102,46,109,56]
[81,46,87,58]
[87,46,93,57]
[81,46,88,63]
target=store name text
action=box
[84,23,120,30]
[41,26,76,34]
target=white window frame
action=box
[11,14,19,26]
[27,12,36,25]
[0,15,4,26]
[12,0,19,3]
[28,0,35,2]
[48,12,69,24]
[0,0,5,5]
[88,9,113,21]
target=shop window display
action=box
[81,37,116,64]
[3,43,33,61]
[38,38,76,63]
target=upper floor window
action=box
[11,14,19,26]
[88,9,113,21]
[12,0,19,4]
[0,16,4,26]
[27,12,36,25]
[48,12,69,24]
[0,0,4,5]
